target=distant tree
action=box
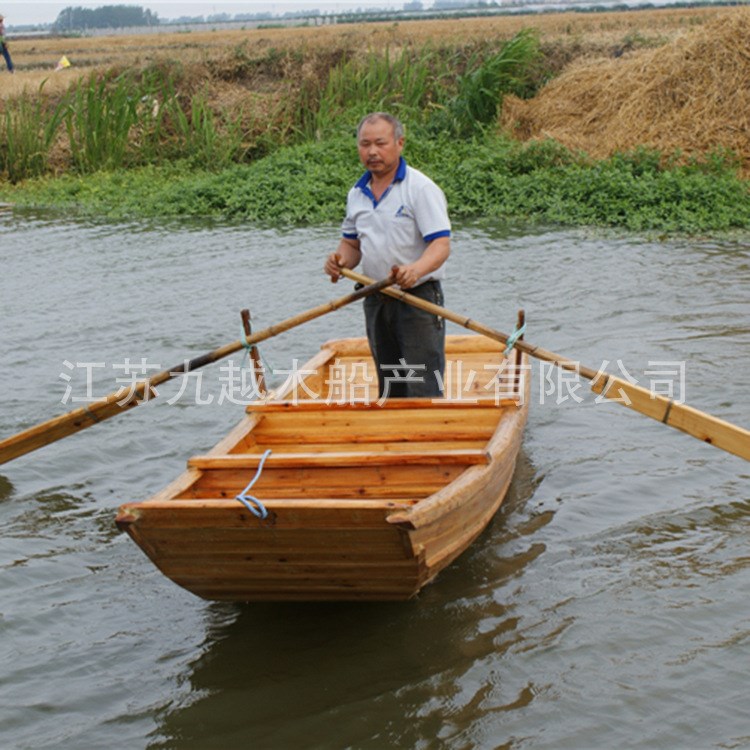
[403,0,423,10]
[168,16,205,24]
[52,5,158,31]
[432,0,470,8]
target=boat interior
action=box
[169,335,527,510]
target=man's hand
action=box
[391,236,450,289]
[325,239,362,282]
[325,253,343,283]
[391,264,422,289]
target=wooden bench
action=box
[188,449,490,470]
[244,397,519,413]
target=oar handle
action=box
[341,268,596,377]
[0,276,394,466]
[341,268,750,462]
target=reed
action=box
[0,67,250,177]
[162,90,246,169]
[297,44,451,139]
[0,85,65,182]
[63,71,141,173]
[290,31,542,142]
[439,28,542,137]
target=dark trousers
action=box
[1,44,13,73]
[363,280,445,399]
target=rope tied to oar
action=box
[504,321,526,357]
[235,449,272,519]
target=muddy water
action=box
[1,212,748,749]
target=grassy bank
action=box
[2,9,749,232]
[4,133,749,232]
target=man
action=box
[0,15,14,74]
[324,112,451,399]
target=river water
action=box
[1,211,748,750]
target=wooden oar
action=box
[341,268,750,462]
[0,277,393,466]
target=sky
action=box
[2,0,406,26]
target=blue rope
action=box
[504,322,527,357]
[235,449,272,519]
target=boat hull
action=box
[116,335,529,601]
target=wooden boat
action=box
[116,333,530,601]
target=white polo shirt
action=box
[341,157,451,284]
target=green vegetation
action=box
[1,30,748,232]
[1,88,65,183]
[5,135,748,232]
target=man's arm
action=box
[392,236,450,289]
[324,237,362,283]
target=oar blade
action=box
[668,401,750,461]
[592,376,750,461]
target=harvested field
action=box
[502,7,750,175]
[1,5,730,100]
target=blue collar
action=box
[355,157,407,207]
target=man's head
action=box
[357,112,404,141]
[357,112,405,180]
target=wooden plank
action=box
[323,334,505,358]
[415,466,514,571]
[118,503,418,575]
[132,530,411,560]
[142,536,411,560]
[191,463,461,488]
[238,439,486,454]
[250,407,500,445]
[254,427,495,446]
[244,398,514,412]
[185,463,464,499]
[118,500,409,529]
[175,574,419,591]
[667,401,750,460]
[187,449,490,470]
[160,559,420,580]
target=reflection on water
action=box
[1,214,749,750]
[0,474,14,501]
[141,444,546,743]
[148,451,548,750]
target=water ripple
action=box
[0,216,748,749]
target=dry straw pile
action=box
[501,8,750,175]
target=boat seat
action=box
[245,397,520,413]
[188,449,490,470]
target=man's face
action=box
[357,118,404,179]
